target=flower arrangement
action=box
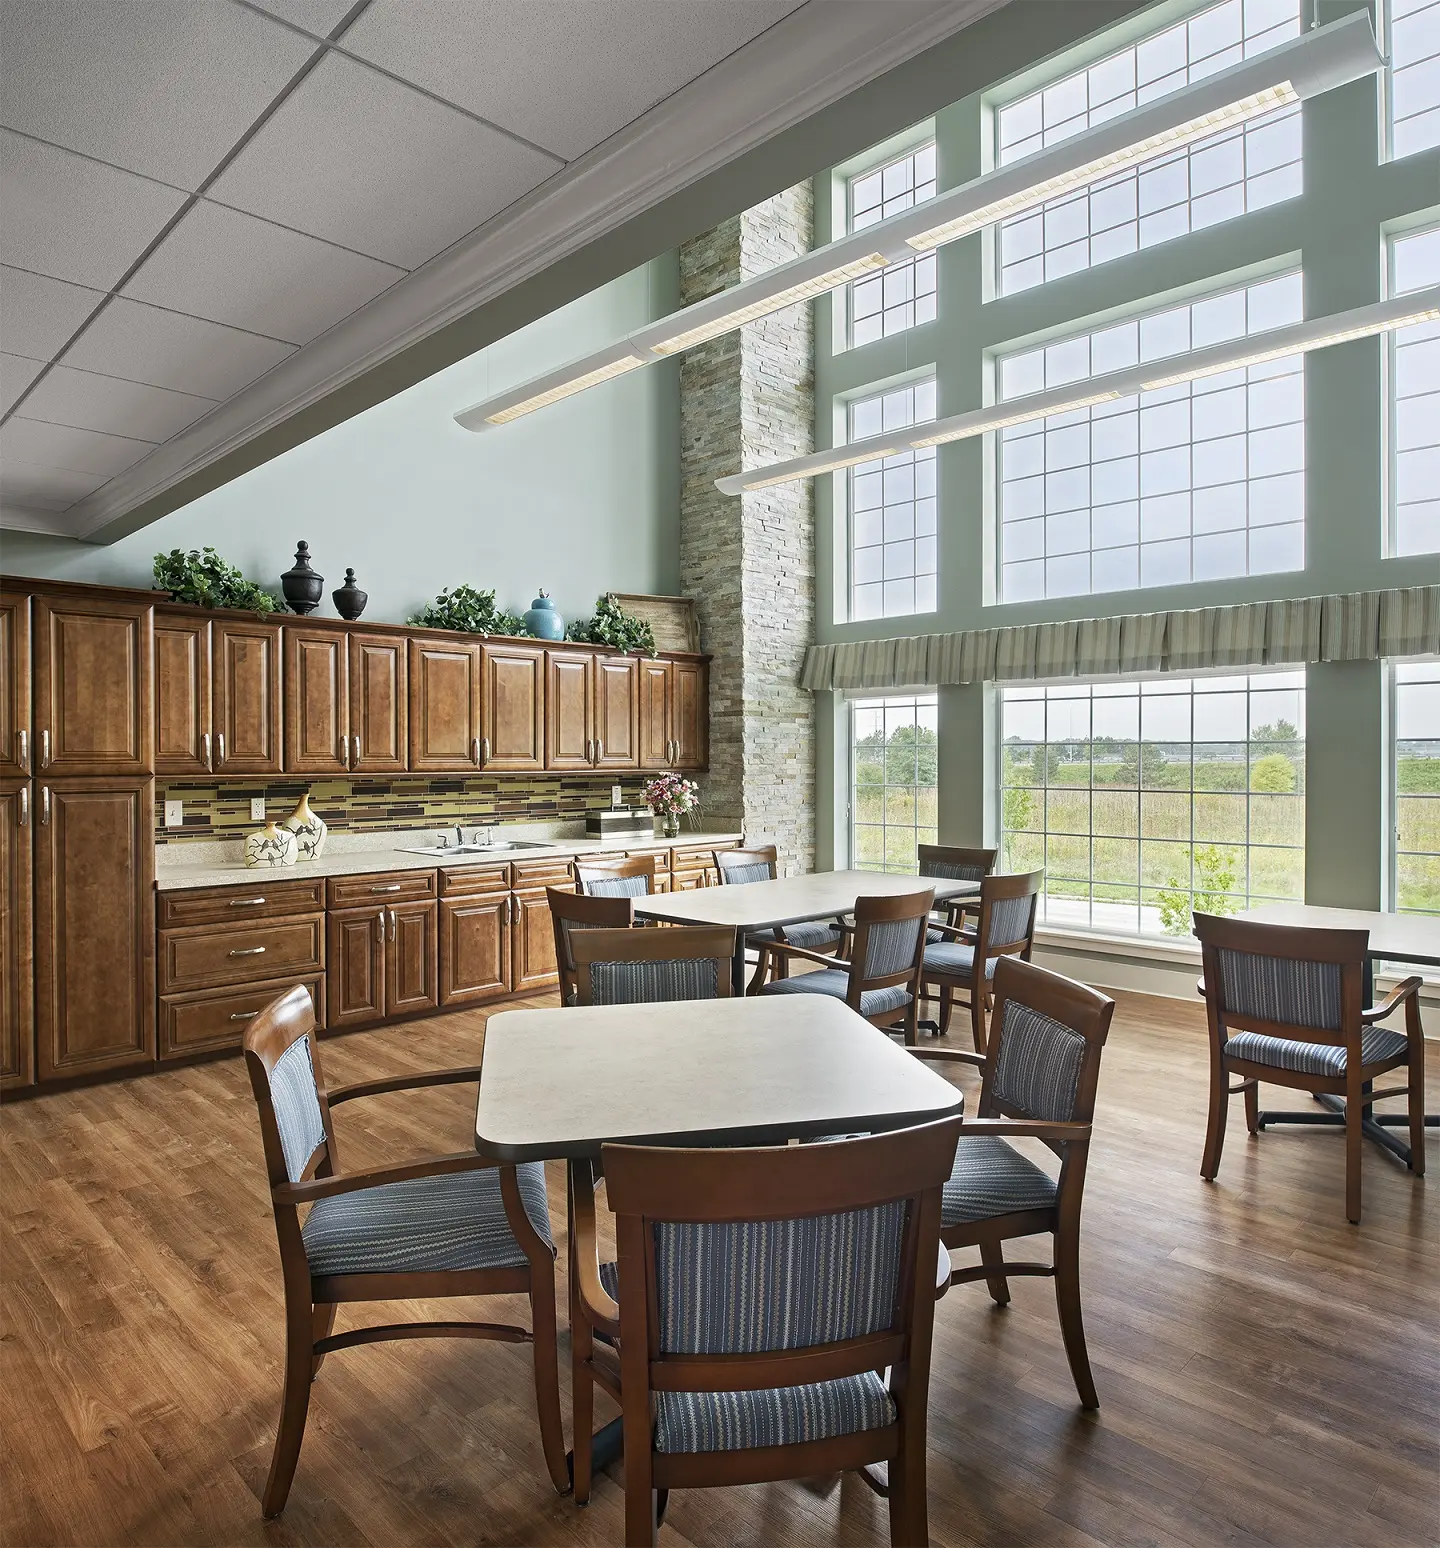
[643,772,699,836]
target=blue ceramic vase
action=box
[524,590,565,641]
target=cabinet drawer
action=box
[510,856,580,889]
[327,869,436,908]
[159,976,325,1060]
[157,877,327,928]
[439,862,512,897]
[160,916,325,993]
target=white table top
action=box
[473,995,963,1160]
[1236,904,1440,967]
[634,868,977,932]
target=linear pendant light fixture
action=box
[715,286,1440,493]
[455,12,1381,433]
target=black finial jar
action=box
[281,541,324,614]
[333,568,368,621]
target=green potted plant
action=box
[408,584,525,636]
[153,548,279,613]
[566,593,657,654]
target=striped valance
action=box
[798,586,1440,693]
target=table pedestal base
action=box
[1256,1088,1434,1168]
[566,1416,624,1500]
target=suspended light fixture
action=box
[714,285,1440,494]
[456,12,1382,433]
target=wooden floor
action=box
[2,989,1436,1548]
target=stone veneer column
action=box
[678,185,816,872]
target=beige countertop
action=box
[153,828,744,892]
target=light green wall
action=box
[812,0,1440,910]
[1,258,681,629]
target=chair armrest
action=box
[959,1117,1090,1145]
[326,1066,485,1105]
[909,1046,986,1068]
[773,941,852,969]
[571,1168,620,1338]
[1361,976,1424,1024]
[927,920,978,943]
[273,1150,495,1204]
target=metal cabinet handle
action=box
[228,896,267,907]
[480,737,490,767]
[202,732,211,769]
[229,1010,257,1022]
[371,883,402,893]
[40,786,50,825]
[352,734,361,765]
[376,910,384,940]
[216,732,226,767]
[388,908,397,942]
[471,737,481,766]
[39,729,50,768]
[340,735,350,769]
[594,738,604,764]
[229,946,267,957]
[18,786,27,826]
[16,729,27,771]
[511,895,520,923]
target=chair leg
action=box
[1243,1079,1259,1135]
[571,1311,594,1505]
[746,945,770,994]
[261,1297,317,1517]
[969,987,987,1058]
[979,1241,1010,1306]
[1345,1068,1364,1226]
[309,1302,337,1379]
[887,1408,928,1546]
[1054,1225,1098,1411]
[938,986,952,1037]
[1200,1056,1228,1181]
[1408,1006,1426,1177]
[624,1476,658,1546]
[529,1277,571,1494]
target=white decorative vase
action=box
[282,792,328,860]
[245,819,297,868]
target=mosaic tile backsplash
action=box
[156,776,653,843]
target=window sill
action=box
[1033,925,1200,965]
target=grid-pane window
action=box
[995,0,1302,295]
[848,144,938,347]
[852,695,938,873]
[1390,0,1440,159]
[997,270,1304,601]
[1395,661,1440,915]
[1391,223,1440,555]
[1000,673,1305,939]
[849,378,938,620]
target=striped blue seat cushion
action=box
[761,969,910,1018]
[301,1160,552,1276]
[1225,1026,1409,1078]
[922,941,995,981]
[942,1136,1057,1224]
[589,958,720,1004]
[748,920,844,950]
[926,927,946,944]
[654,1372,894,1453]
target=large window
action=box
[1389,0,1440,159]
[847,143,937,347]
[1390,222,1440,556]
[848,378,938,620]
[852,695,938,873]
[1000,672,1305,939]
[1394,660,1440,915]
[996,270,1304,601]
[994,0,1301,295]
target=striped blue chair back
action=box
[923,860,988,882]
[1217,948,1342,1031]
[718,861,773,886]
[588,957,721,1004]
[584,874,651,899]
[861,915,925,979]
[268,1036,327,1183]
[985,892,1035,949]
[991,1000,1087,1123]
[652,1202,906,1354]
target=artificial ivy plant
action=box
[153,548,279,613]
[408,584,526,636]
[566,593,657,654]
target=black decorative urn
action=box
[280,541,324,614]
[332,568,368,620]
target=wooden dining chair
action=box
[920,871,1042,1056]
[1193,913,1426,1225]
[713,844,845,991]
[573,854,659,898]
[241,986,568,1517]
[760,890,934,1044]
[572,1116,964,1545]
[911,956,1114,1410]
[570,925,738,1006]
[548,887,636,1005]
[917,844,996,935]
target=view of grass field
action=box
[1395,661,1440,916]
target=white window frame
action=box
[1391,657,1440,916]
[850,693,940,875]
[844,140,938,349]
[1387,0,1440,162]
[1387,220,1440,557]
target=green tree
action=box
[1116,742,1168,787]
[1003,785,1037,833]
[1250,718,1298,743]
[1156,845,1239,936]
[1250,753,1297,793]
[884,723,938,786]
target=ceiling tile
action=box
[1,416,154,476]
[1,353,45,415]
[245,0,357,38]
[0,456,107,511]
[0,131,189,291]
[60,296,295,399]
[18,362,216,442]
[122,200,405,346]
[340,0,804,161]
[0,0,317,191]
[206,52,557,269]
[0,266,104,360]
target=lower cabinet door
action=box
[327,907,386,1031]
[159,975,326,1060]
[1,781,34,1090]
[512,888,560,993]
[386,900,438,1018]
[439,893,510,1006]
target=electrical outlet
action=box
[165,799,184,828]
[611,785,623,808]
[250,796,267,821]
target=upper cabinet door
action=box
[213,619,282,776]
[672,660,708,771]
[544,648,593,771]
[408,636,481,772]
[0,592,31,779]
[350,633,408,774]
[638,658,671,769]
[594,655,640,770]
[154,613,212,777]
[482,642,545,771]
[284,627,349,776]
[33,596,152,776]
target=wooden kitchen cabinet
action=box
[0,592,31,779]
[638,658,671,770]
[439,893,510,1006]
[594,655,640,770]
[213,618,282,776]
[0,780,33,1091]
[387,900,438,1018]
[672,659,708,771]
[327,892,438,1030]
[35,778,154,1081]
[481,641,545,771]
[154,613,212,777]
[545,648,593,771]
[512,889,560,992]
[349,632,407,773]
[33,596,152,776]
[408,635,482,772]
[284,626,348,775]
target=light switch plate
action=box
[611,785,623,808]
[165,799,184,828]
[250,797,266,821]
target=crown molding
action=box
[51,0,1006,543]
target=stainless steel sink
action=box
[395,840,555,858]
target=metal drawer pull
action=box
[229,1011,257,1021]
[229,946,267,957]
[371,883,402,893]
[40,786,50,825]
[17,729,27,770]
[229,896,267,907]
[39,729,50,768]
